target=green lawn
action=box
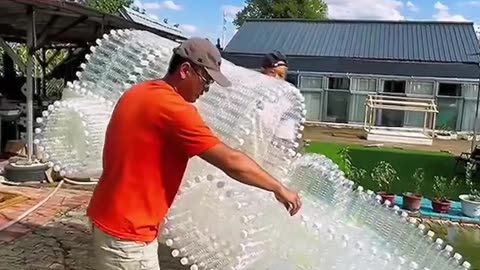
[306,142,471,199]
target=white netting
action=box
[34,30,470,270]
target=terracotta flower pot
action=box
[431,198,451,214]
[377,192,396,206]
[402,192,423,212]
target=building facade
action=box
[222,19,480,132]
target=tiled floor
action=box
[0,184,92,243]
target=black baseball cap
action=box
[262,50,288,68]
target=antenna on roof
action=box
[163,18,168,24]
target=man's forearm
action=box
[222,150,284,193]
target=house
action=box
[222,19,480,132]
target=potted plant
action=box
[431,176,456,213]
[403,168,424,212]
[371,161,399,205]
[459,162,480,218]
[338,147,367,183]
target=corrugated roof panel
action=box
[225,20,480,64]
[121,7,186,38]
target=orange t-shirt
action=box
[87,80,220,243]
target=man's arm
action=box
[199,142,301,216]
[166,104,301,215]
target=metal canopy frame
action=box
[364,95,439,138]
[0,0,185,162]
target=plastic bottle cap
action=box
[180,257,189,265]
[171,249,180,257]
[453,253,462,260]
[417,224,426,230]
[435,238,444,245]
[445,245,453,252]
[409,262,418,269]
[427,230,435,237]
[190,265,198,270]
[165,239,174,246]
[462,261,471,268]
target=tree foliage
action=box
[233,0,328,28]
[86,0,133,15]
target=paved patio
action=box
[0,184,186,270]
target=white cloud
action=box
[468,1,480,6]
[137,1,182,12]
[162,0,182,11]
[180,24,197,34]
[222,5,243,22]
[325,0,404,20]
[433,2,467,21]
[406,1,419,12]
[143,2,162,11]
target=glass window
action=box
[300,76,323,90]
[461,100,478,131]
[325,91,349,123]
[405,112,428,128]
[328,77,350,90]
[379,109,405,127]
[354,78,376,92]
[462,84,478,99]
[349,94,367,123]
[302,91,322,121]
[438,83,462,97]
[408,82,434,96]
[383,80,406,94]
[286,74,298,87]
[436,97,462,130]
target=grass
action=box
[306,142,472,199]
[427,223,480,269]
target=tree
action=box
[86,0,134,15]
[233,0,328,28]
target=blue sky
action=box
[133,0,480,44]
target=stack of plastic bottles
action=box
[34,30,471,270]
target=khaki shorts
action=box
[92,224,160,270]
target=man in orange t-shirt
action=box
[87,37,301,270]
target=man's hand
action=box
[274,186,302,216]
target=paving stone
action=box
[0,203,187,270]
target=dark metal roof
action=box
[0,0,186,45]
[222,52,480,79]
[225,19,480,64]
